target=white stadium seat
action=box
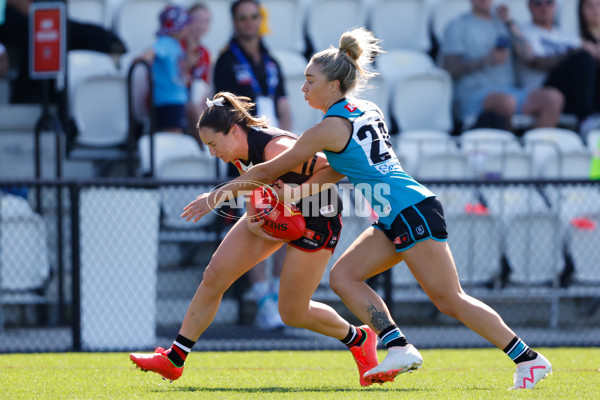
[390,68,453,133]
[305,0,368,52]
[261,0,306,54]
[114,0,169,56]
[369,0,431,52]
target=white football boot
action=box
[509,353,552,390]
[363,344,423,385]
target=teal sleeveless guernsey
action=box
[323,98,435,228]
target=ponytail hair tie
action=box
[206,97,225,108]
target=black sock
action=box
[379,325,408,348]
[503,336,538,364]
[341,325,366,347]
[167,334,196,367]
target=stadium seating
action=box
[68,50,119,113]
[392,129,457,176]
[71,75,129,148]
[359,74,390,122]
[375,49,435,118]
[202,0,234,57]
[138,132,209,177]
[305,0,368,52]
[368,0,431,52]
[479,152,534,180]
[569,213,600,284]
[544,183,600,288]
[271,49,323,134]
[429,184,501,286]
[523,127,586,177]
[541,151,593,180]
[0,194,52,316]
[587,129,600,152]
[114,0,169,56]
[458,128,524,178]
[390,68,453,133]
[479,185,560,286]
[69,75,133,175]
[261,0,307,55]
[376,49,435,82]
[138,132,221,243]
[415,152,473,180]
[67,0,111,28]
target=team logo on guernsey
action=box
[233,159,253,172]
[319,204,335,216]
[344,103,358,112]
[416,225,425,236]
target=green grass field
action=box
[0,348,598,399]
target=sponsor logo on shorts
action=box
[416,225,425,235]
[393,233,410,245]
[302,238,319,247]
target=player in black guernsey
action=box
[232,124,343,251]
[130,92,380,386]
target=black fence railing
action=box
[1,178,599,353]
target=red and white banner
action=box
[29,3,66,79]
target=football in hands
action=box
[251,187,306,241]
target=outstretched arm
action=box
[181,118,349,222]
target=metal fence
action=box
[0,178,599,353]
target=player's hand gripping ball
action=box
[251,186,306,241]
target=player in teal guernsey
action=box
[322,97,435,229]
[182,28,551,390]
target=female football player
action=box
[130,92,379,385]
[180,28,552,389]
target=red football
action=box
[251,187,306,241]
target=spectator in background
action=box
[213,0,291,132]
[185,2,213,136]
[0,0,127,103]
[212,0,292,331]
[501,0,600,136]
[579,0,600,133]
[440,0,563,132]
[150,5,195,134]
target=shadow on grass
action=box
[152,386,428,393]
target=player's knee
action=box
[278,303,306,327]
[430,294,461,319]
[278,309,301,327]
[200,264,228,295]
[328,268,347,296]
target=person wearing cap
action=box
[151,4,197,134]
